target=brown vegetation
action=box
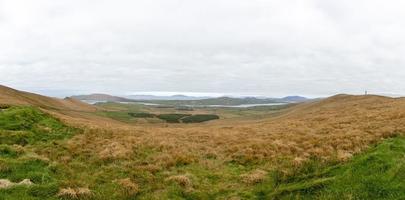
[115,178,139,196]
[57,187,92,199]
[2,85,405,197]
[2,85,405,167]
[166,175,192,188]
[62,94,405,171]
[0,85,96,112]
[241,169,268,185]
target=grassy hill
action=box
[0,85,405,199]
[0,106,79,199]
[0,85,96,112]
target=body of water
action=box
[82,100,288,108]
[199,103,287,108]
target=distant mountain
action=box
[71,94,135,103]
[143,96,289,106]
[70,93,310,106]
[126,95,209,100]
[281,96,308,102]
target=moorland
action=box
[0,84,404,200]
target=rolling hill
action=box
[1,85,405,199]
[0,85,97,112]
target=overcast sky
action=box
[1,0,405,97]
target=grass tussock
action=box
[114,178,139,196]
[166,175,192,188]
[241,169,268,185]
[57,187,92,199]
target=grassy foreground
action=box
[0,106,77,199]
[0,106,404,199]
[257,136,405,199]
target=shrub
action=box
[157,114,191,123]
[128,112,156,118]
[181,114,219,123]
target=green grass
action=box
[1,105,404,199]
[0,106,77,200]
[96,101,292,121]
[254,136,405,199]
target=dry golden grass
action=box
[61,94,405,172]
[115,178,139,196]
[57,187,92,199]
[241,169,268,185]
[0,85,96,112]
[2,85,405,197]
[166,175,192,188]
[0,179,33,189]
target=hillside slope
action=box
[1,86,405,199]
[0,85,96,112]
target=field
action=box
[94,102,293,124]
[0,85,405,199]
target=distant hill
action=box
[143,96,289,106]
[126,94,209,101]
[70,93,310,106]
[71,94,136,103]
[281,96,308,102]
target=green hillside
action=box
[0,105,404,199]
[255,136,405,199]
[0,106,77,199]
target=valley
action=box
[0,85,404,199]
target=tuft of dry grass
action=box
[166,175,192,188]
[98,141,132,160]
[241,169,268,185]
[115,178,139,196]
[0,179,33,189]
[57,187,92,199]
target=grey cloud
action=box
[0,0,405,97]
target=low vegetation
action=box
[102,109,221,124]
[1,87,405,199]
[0,106,77,199]
[181,114,220,123]
[155,113,191,123]
[256,136,405,199]
[128,112,156,118]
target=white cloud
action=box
[0,0,405,97]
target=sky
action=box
[1,0,405,98]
